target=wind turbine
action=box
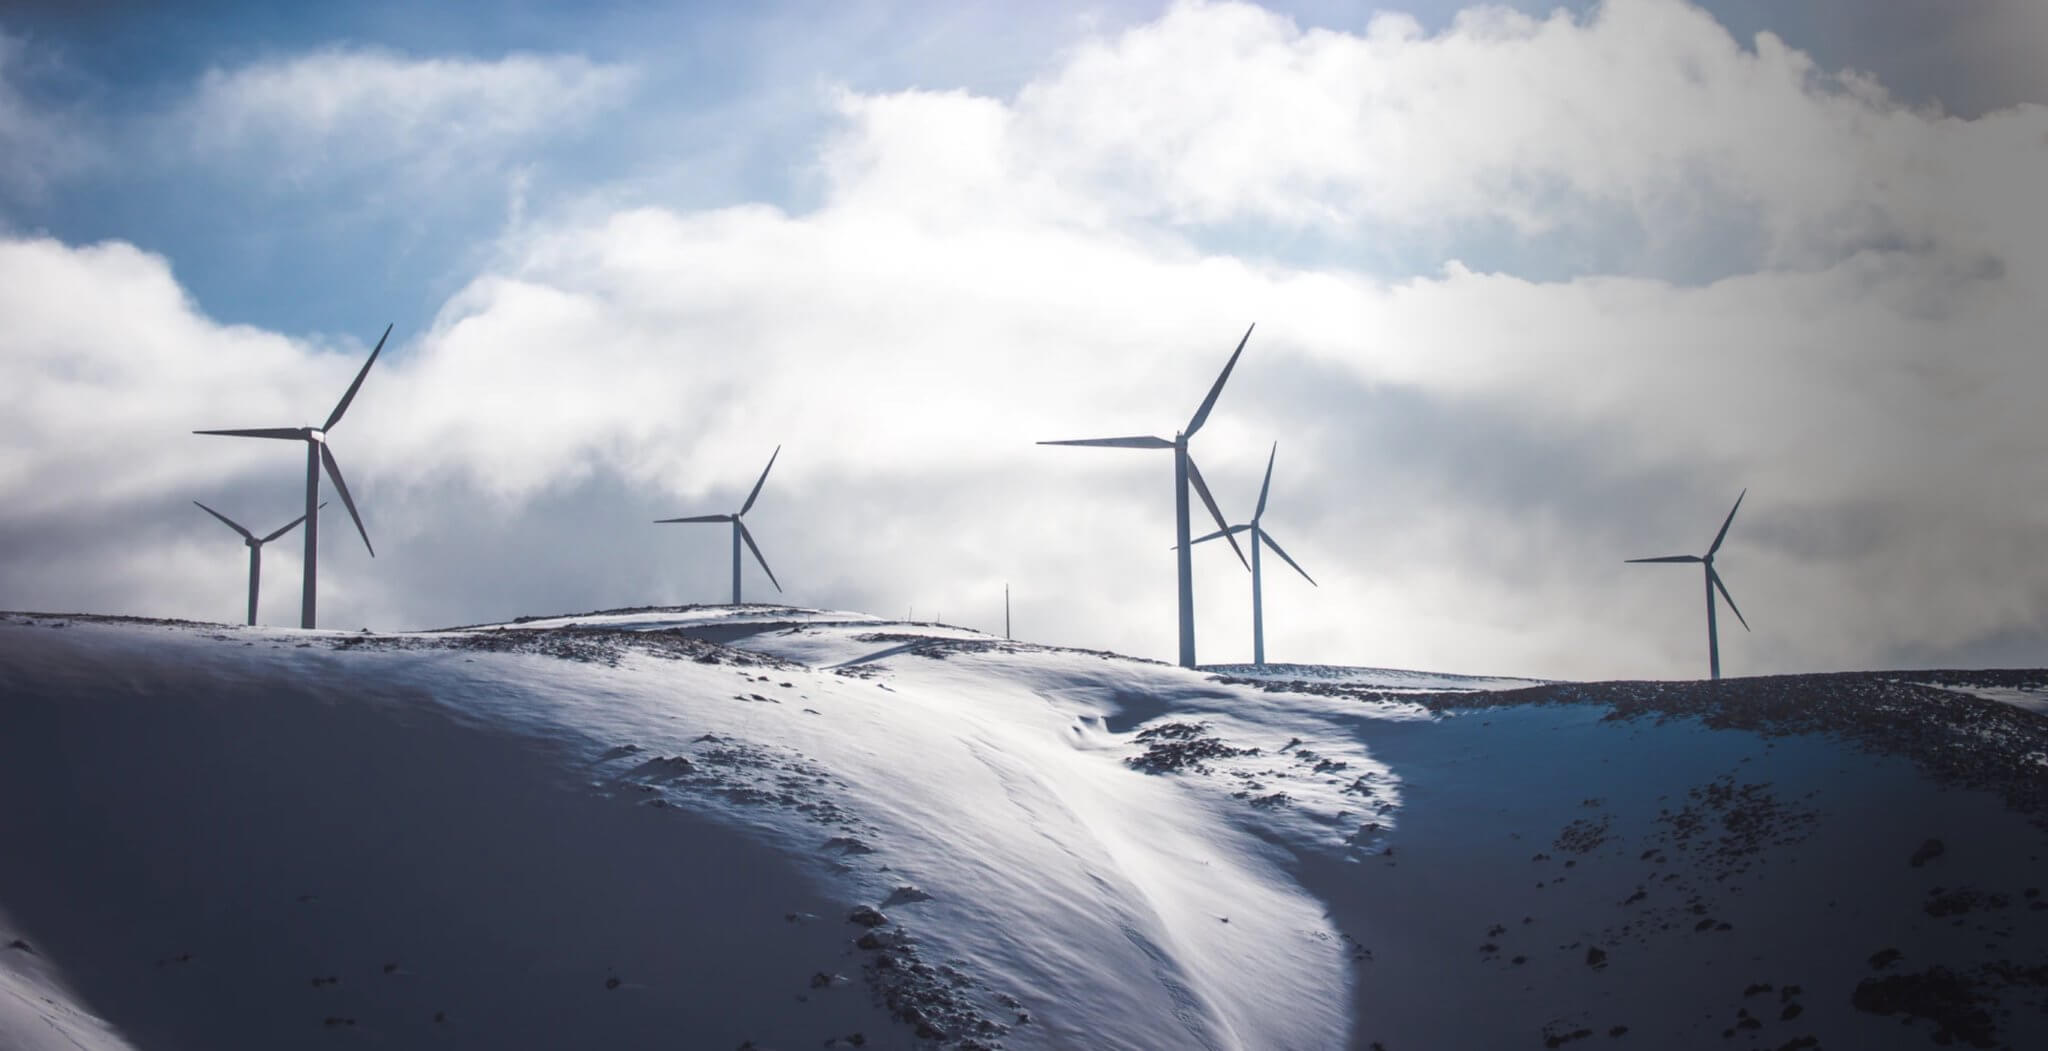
[656,446,784,606]
[193,500,324,626]
[1040,325,1254,668]
[195,324,389,629]
[1627,490,1750,680]
[1189,442,1316,667]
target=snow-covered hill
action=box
[3,607,2045,1050]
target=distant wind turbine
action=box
[1040,325,1254,668]
[656,446,784,606]
[1189,442,1316,667]
[1627,490,1750,680]
[193,500,324,626]
[195,324,390,629]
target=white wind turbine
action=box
[195,324,389,629]
[1040,325,1254,668]
[1189,442,1316,667]
[1627,490,1750,680]
[656,446,784,606]
[193,500,324,626]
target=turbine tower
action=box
[656,446,784,606]
[1189,442,1316,667]
[1627,489,1750,680]
[196,324,389,629]
[193,500,323,626]
[1040,325,1254,668]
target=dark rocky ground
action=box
[1222,669,2048,833]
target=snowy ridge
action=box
[5,608,2048,1050]
[1204,661,1549,693]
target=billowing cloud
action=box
[3,0,2045,681]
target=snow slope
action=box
[4,607,2046,1050]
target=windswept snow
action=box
[1206,662,1548,693]
[4,608,2047,1050]
[1,905,136,1051]
[1914,679,2048,718]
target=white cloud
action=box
[178,46,636,186]
[0,29,98,204]
[3,0,2047,680]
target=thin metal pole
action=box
[247,545,261,626]
[1705,565,1721,680]
[1174,436,1196,668]
[302,440,320,628]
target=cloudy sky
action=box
[3,0,2045,680]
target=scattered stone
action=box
[883,885,933,906]
[1909,838,1945,868]
[1585,947,1608,970]
[1869,948,1903,970]
[1924,886,2009,917]
[1541,1021,1596,1048]
[1125,722,1260,774]
[1852,967,1998,1047]
[848,905,889,928]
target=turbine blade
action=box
[192,500,254,541]
[1254,441,1277,518]
[654,514,734,524]
[1261,532,1318,586]
[1625,555,1703,563]
[1037,436,1174,449]
[1185,456,1248,570]
[740,445,780,515]
[259,502,324,544]
[1184,323,1254,437]
[325,323,391,431]
[738,520,782,593]
[1708,488,1746,556]
[1710,567,1750,631]
[194,427,307,440]
[1181,523,1251,547]
[320,444,374,557]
